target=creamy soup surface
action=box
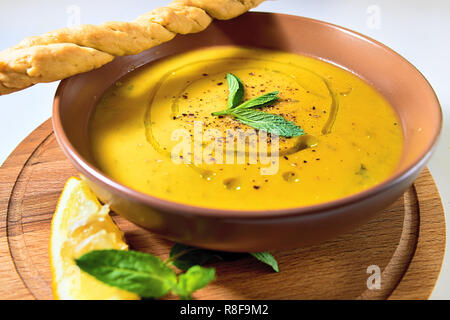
[89,46,403,210]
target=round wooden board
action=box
[0,119,446,300]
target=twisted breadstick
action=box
[0,0,264,95]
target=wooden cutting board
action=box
[0,119,446,300]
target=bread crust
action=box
[0,0,264,95]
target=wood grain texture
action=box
[0,119,446,300]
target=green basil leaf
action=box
[75,249,177,298]
[227,73,245,108]
[173,266,216,300]
[235,91,279,110]
[250,252,280,272]
[232,108,305,137]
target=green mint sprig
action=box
[75,244,280,300]
[226,73,244,108]
[75,249,214,300]
[212,73,305,138]
[250,252,280,273]
[169,243,280,273]
[172,265,216,300]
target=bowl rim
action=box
[52,12,443,219]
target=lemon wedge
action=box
[50,177,139,300]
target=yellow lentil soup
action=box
[89,46,403,210]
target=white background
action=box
[0,0,449,298]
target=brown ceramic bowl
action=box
[52,12,442,252]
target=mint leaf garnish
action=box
[227,73,244,108]
[76,246,279,300]
[169,243,280,273]
[250,252,280,272]
[173,266,216,300]
[169,243,246,271]
[75,249,177,298]
[234,108,305,137]
[169,244,220,271]
[212,73,305,137]
[236,91,279,110]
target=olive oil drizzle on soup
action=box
[89,46,403,210]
